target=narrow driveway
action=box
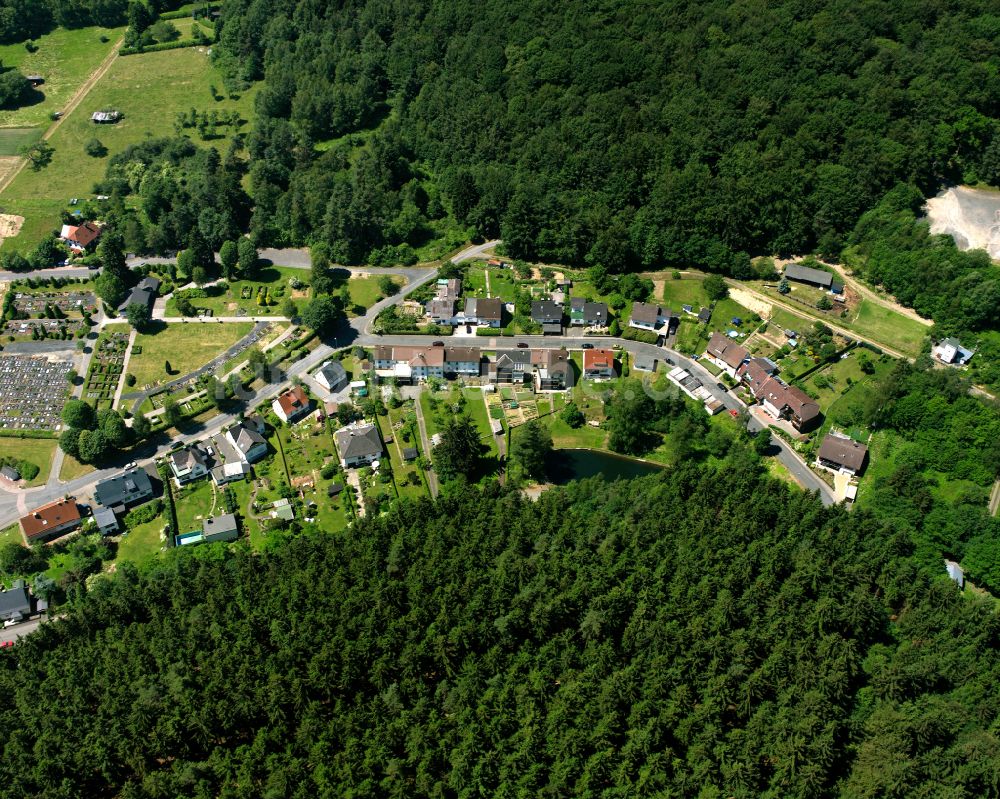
[412,395,439,498]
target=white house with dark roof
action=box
[315,360,349,393]
[225,420,268,464]
[335,423,382,469]
[704,332,749,378]
[170,445,210,486]
[628,302,675,332]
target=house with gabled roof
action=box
[583,348,616,381]
[464,297,503,327]
[492,350,533,383]
[170,445,211,486]
[59,221,102,253]
[20,498,81,543]
[335,423,382,468]
[444,346,481,376]
[704,332,749,378]
[737,357,779,395]
[628,302,675,333]
[569,298,609,328]
[817,433,868,476]
[118,276,160,315]
[533,349,575,390]
[226,420,268,464]
[272,385,313,423]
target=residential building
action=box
[784,263,842,292]
[335,423,383,468]
[737,357,779,395]
[59,221,102,253]
[464,297,503,327]
[119,276,160,314]
[628,302,674,332]
[531,300,563,334]
[0,465,20,482]
[533,349,575,390]
[170,445,210,486]
[704,332,749,378]
[212,460,251,485]
[755,376,821,431]
[94,506,120,536]
[175,513,240,547]
[20,498,81,543]
[932,337,973,365]
[373,346,445,382]
[94,467,154,508]
[315,360,349,393]
[444,346,481,376]
[426,298,457,324]
[569,298,609,327]
[226,420,269,464]
[272,385,313,423]
[492,350,533,383]
[817,433,868,476]
[0,580,31,622]
[583,348,617,381]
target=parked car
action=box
[466,325,472,333]
[665,357,675,365]
[716,383,728,392]
[581,343,594,349]
[432,341,444,346]
[517,342,529,348]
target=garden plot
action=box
[85,328,128,406]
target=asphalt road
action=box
[0,616,46,644]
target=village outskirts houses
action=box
[817,433,868,477]
[272,385,313,424]
[59,221,102,254]
[530,300,564,334]
[335,423,383,469]
[583,348,617,381]
[19,498,81,544]
[628,302,676,336]
[533,349,575,390]
[225,418,269,464]
[704,332,749,379]
[463,297,504,327]
[170,445,211,487]
[569,297,609,328]
[315,360,349,393]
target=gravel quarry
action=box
[925,185,1000,260]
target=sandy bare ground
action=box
[728,286,772,318]
[926,185,1000,260]
[0,157,20,190]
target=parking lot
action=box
[0,353,73,431]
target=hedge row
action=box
[0,429,57,439]
[159,4,220,20]
[120,39,210,56]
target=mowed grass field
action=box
[0,25,125,129]
[0,436,57,486]
[2,45,258,250]
[127,321,254,388]
[849,300,928,357]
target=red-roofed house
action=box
[20,498,81,543]
[272,385,313,424]
[583,348,617,381]
[59,221,102,253]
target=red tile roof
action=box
[20,498,81,540]
[64,221,102,248]
[583,348,615,371]
[276,385,311,418]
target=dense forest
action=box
[3,464,1000,797]
[209,0,1000,268]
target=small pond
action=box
[546,448,665,484]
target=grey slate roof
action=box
[316,360,347,389]
[119,276,161,311]
[171,446,208,471]
[0,580,30,621]
[94,467,153,507]
[784,264,834,288]
[530,300,562,322]
[335,424,382,460]
[203,513,239,537]
[231,422,266,455]
[93,506,119,533]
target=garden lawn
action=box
[127,321,254,389]
[347,275,404,311]
[0,25,125,129]
[2,46,258,250]
[848,300,928,357]
[116,514,166,565]
[0,523,22,547]
[0,437,56,486]
[0,128,42,157]
[59,454,94,481]
[173,479,216,533]
[166,266,309,317]
[461,388,498,459]
[662,276,711,309]
[374,413,425,501]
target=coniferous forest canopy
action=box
[4,466,1000,798]
[212,0,1000,270]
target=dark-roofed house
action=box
[704,332,749,378]
[426,298,457,324]
[737,357,779,395]
[94,467,154,508]
[272,385,312,423]
[784,264,838,291]
[213,460,251,485]
[170,445,210,486]
[533,349,575,390]
[0,579,30,622]
[20,498,81,543]
[444,346,481,376]
[569,298,609,328]
[492,350,533,383]
[176,514,240,547]
[94,506,120,536]
[531,300,563,334]
[464,297,503,327]
[818,434,868,476]
[629,302,675,333]
[583,348,617,381]
[119,276,161,314]
[401,447,418,461]
[0,465,20,482]
[335,423,382,468]
[226,420,268,464]
[756,377,821,432]
[315,360,349,393]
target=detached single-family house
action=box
[212,460,251,485]
[93,506,120,536]
[583,348,617,381]
[533,349,575,390]
[817,433,868,476]
[737,357,779,395]
[704,332,749,378]
[784,264,842,293]
[569,298,609,327]
[119,276,160,315]
[426,298,457,324]
[270,498,295,522]
[0,580,31,623]
[59,221,102,253]
[170,445,210,486]
[492,350,533,383]
[94,467,154,508]
[531,300,563,334]
[444,346,481,376]
[932,337,973,365]
[628,302,675,333]
[756,377,821,432]
[0,465,21,482]
[20,498,81,543]
[272,386,313,423]
[335,423,382,468]
[176,514,240,547]
[315,360,349,393]
[464,297,503,327]
[226,420,268,464]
